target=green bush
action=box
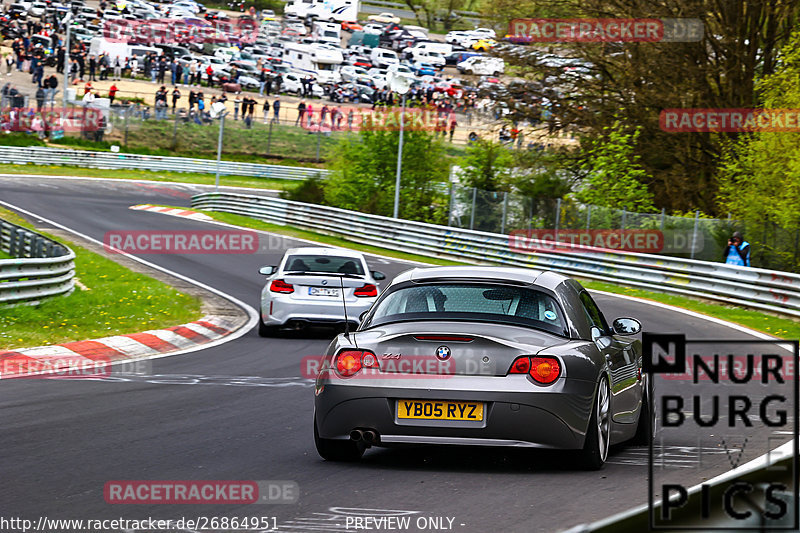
[280,175,327,204]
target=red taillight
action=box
[508,355,561,384]
[269,279,294,293]
[509,357,531,374]
[354,283,378,297]
[335,350,379,377]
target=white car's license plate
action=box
[309,287,340,297]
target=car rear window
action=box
[367,283,567,335]
[284,255,365,276]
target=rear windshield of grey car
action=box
[368,283,567,336]
[283,255,365,275]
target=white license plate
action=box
[309,287,340,297]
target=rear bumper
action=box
[314,375,596,450]
[261,294,375,327]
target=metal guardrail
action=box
[0,219,75,304]
[191,192,800,318]
[0,146,331,181]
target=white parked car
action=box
[457,55,504,76]
[410,48,445,68]
[257,247,386,335]
[370,47,399,69]
[339,65,371,84]
[366,67,388,89]
[472,27,497,38]
[367,12,400,24]
[28,1,46,17]
[363,23,384,34]
[282,73,325,97]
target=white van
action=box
[457,55,504,76]
[312,21,341,45]
[404,41,453,57]
[410,48,445,67]
[369,47,398,68]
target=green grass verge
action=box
[0,250,11,260]
[185,206,800,339]
[0,163,305,192]
[0,207,203,350]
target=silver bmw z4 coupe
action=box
[313,266,652,469]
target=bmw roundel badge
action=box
[436,346,451,360]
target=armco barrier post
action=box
[469,187,476,230]
[501,192,508,235]
[124,106,129,147]
[554,197,561,239]
[691,210,699,259]
[448,183,454,227]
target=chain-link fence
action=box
[444,183,799,271]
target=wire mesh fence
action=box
[444,183,798,270]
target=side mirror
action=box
[371,270,386,281]
[258,265,276,276]
[612,317,642,336]
[360,311,369,322]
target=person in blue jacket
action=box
[724,231,751,266]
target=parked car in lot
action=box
[339,65,371,83]
[281,72,325,97]
[257,247,385,335]
[367,12,400,24]
[313,266,649,469]
[457,55,504,76]
[411,61,436,77]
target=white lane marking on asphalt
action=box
[0,200,259,366]
[0,173,281,194]
[85,374,315,387]
[590,289,779,340]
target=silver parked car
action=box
[257,247,386,336]
[313,266,650,469]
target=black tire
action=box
[631,381,655,446]
[314,416,365,461]
[580,377,611,470]
[257,313,277,337]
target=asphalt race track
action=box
[0,176,792,533]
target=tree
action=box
[716,31,800,270]
[484,0,800,214]
[573,121,655,212]
[458,139,513,191]
[324,127,450,223]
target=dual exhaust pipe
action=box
[350,428,378,444]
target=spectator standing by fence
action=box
[724,231,751,267]
[172,86,180,111]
